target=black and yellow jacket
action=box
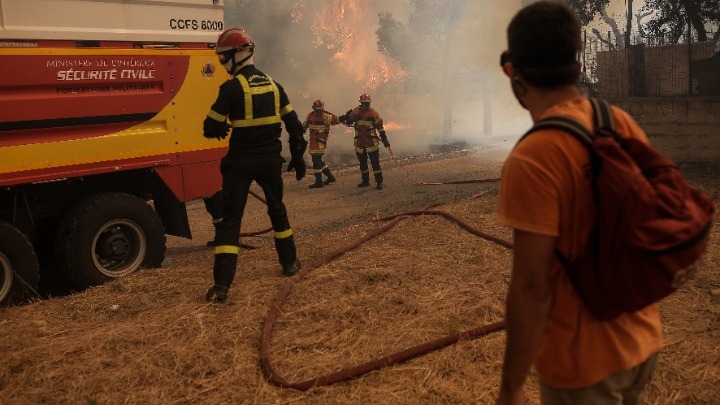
[204,65,305,158]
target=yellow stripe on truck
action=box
[0,48,229,175]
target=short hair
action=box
[507,1,582,88]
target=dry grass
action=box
[0,152,718,404]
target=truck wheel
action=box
[55,192,166,289]
[0,222,40,305]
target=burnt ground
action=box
[0,143,718,404]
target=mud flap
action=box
[151,175,192,238]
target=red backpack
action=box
[522,98,715,321]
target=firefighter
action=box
[203,27,307,303]
[339,93,392,190]
[303,99,340,188]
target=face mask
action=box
[218,52,234,74]
[222,60,234,74]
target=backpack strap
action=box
[518,115,595,149]
[518,97,616,148]
[589,97,615,132]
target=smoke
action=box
[224,0,531,158]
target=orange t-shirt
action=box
[498,97,662,389]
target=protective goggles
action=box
[218,51,233,65]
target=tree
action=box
[640,0,720,43]
[376,0,469,139]
[562,0,611,26]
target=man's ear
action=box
[502,63,514,78]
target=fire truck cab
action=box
[0,0,228,304]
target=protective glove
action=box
[286,156,306,180]
[204,120,231,140]
[339,109,354,125]
[379,130,390,148]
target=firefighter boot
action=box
[322,168,336,185]
[375,173,384,190]
[308,174,323,188]
[357,172,370,188]
[283,258,302,277]
[274,235,300,276]
[206,253,237,302]
[205,285,228,303]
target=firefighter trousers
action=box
[212,155,297,288]
[356,149,383,184]
[311,154,335,180]
[311,153,329,175]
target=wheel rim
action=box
[0,252,12,303]
[91,219,147,278]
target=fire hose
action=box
[259,200,513,390]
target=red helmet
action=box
[215,28,255,54]
[359,93,371,103]
[312,99,325,110]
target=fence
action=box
[582,30,719,97]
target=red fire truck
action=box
[0,0,228,304]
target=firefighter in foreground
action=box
[339,93,392,190]
[203,27,307,303]
[303,99,340,188]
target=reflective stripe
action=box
[356,120,374,127]
[234,74,282,126]
[356,146,380,153]
[231,116,282,127]
[207,109,226,122]
[280,104,294,115]
[373,170,382,174]
[215,245,239,255]
[274,228,293,239]
[308,124,328,130]
[212,218,223,224]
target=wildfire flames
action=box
[383,120,408,131]
[292,0,407,89]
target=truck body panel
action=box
[0,47,228,198]
[0,0,229,304]
[0,0,224,43]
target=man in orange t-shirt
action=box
[496,3,662,405]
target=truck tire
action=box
[55,192,166,289]
[0,222,40,305]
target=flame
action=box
[383,120,409,131]
[297,0,407,89]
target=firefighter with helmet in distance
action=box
[339,93,391,190]
[303,98,340,188]
[203,27,307,303]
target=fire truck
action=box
[0,0,228,304]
